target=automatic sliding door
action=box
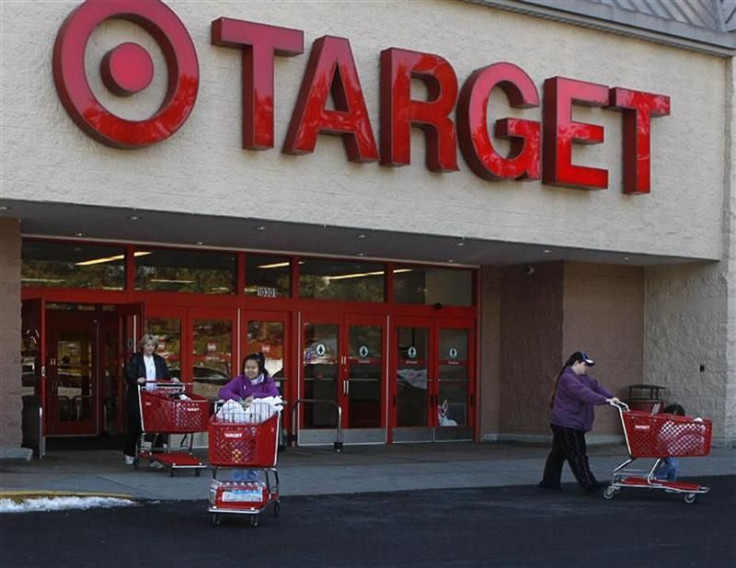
[393,323,431,442]
[435,326,473,441]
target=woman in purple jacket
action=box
[539,351,620,495]
[219,352,280,402]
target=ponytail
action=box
[549,354,577,408]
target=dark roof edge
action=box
[464,0,736,57]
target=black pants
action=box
[540,424,599,490]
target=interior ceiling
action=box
[0,199,696,268]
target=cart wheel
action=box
[603,486,617,500]
[133,460,139,470]
[195,469,201,477]
[274,502,280,517]
[169,469,174,478]
[211,513,221,526]
[249,514,260,528]
[684,493,698,504]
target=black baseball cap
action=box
[571,351,595,366]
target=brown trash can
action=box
[627,384,666,413]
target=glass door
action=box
[21,298,45,455]
[144,309,182,382]
[243,311,290,437]
[190,309,235,401]
[243,311,290,399]
[392,317,475,442]
[298,313,387,445]
[393,318,431,442]
[435,323,474,441]
[45,308,99,436]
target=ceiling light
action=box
[623,256,630,261]
[542,249,552,254]
[0,205,9,211]
[75,232,85,237]
[127,215,141,221]
[456,242,465,247]
[195,241,204,246]
[75,251,151,266]
[257,226,266,231]
[356,234,366,239]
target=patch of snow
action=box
[0,496,137,514]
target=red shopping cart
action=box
[605,401,712,504]
[207,401,281,527]
[137,382,209,476]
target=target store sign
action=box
[53,0,670,194]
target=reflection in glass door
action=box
[435,327,472,441]
[302,322,339,430]
[191,317,233,401]
[392,319,474,442]
[145,315,181,379]
[394,323,430,441]
[299,314,387,445]
[245,314,288,398]
[347,323,383,429]
[46,309,98,436]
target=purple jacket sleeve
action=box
[589,376,614,401]
[218,377,243,401]
[561,373,610,405]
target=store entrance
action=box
[38,303,143,442]
[298,312,388,445]
[391,317,475,442]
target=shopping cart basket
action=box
[207,401,281,526]
[604,401,712,504]
[137,382,209,476]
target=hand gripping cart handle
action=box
[137,382,209,476]
[604,400,712,504]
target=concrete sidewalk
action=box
[2,442,734,501]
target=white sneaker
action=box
[149,461,165,470]
[124,455,135,466]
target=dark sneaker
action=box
[538,482,564,492]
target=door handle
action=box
[344,379,350,396]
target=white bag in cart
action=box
[216,399,247,423]
[215,397,283,424]
[243,397,283,424]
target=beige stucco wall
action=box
[0,219,22,450]
[562,262,644,436]
[0,0,726,260]
[479,261,643,442]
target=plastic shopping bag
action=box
[216,399,247,423]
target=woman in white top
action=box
[123,334,175,464]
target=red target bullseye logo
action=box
[53,0,199,148]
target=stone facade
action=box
[0,219,23,453]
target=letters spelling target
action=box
[53,0,199,148]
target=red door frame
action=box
[389,315,476,440]
[45,309,100,436]
[298,310,388,430]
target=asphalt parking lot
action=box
[2,475,734,568]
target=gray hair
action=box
[139,334,158,351]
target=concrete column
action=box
[0,217,25,456]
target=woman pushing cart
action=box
[605,400,712,504]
